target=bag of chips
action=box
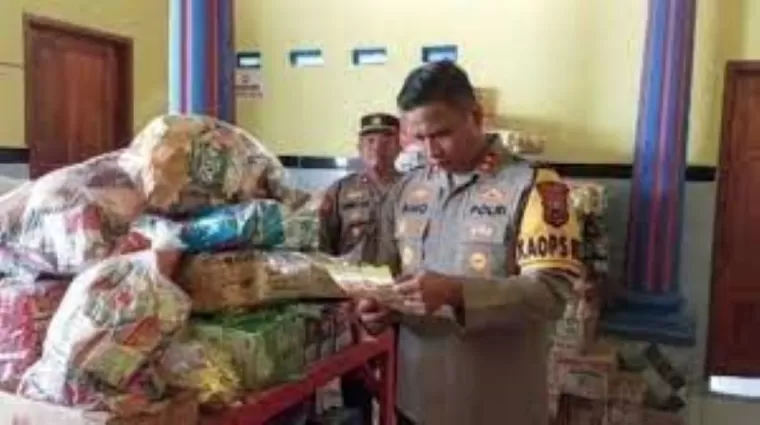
[0,151,147,276]
[18,251,191,408]
[0,277,68,391]
[127,114,309,216]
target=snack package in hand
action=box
[182,199,318,252]
[128,114,309,216]
[18,250,191,407]
[0,151,147,275]
[0,277,68,391]
[159,336,241,406]
[321,260,457,318]
[178,251,345,313]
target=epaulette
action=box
[529,159,551,169]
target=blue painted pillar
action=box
[169,0,236,122]
[602,0,697,345]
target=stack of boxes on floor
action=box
[548,182,692,425]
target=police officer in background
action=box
[319,113,402,262]
[358,61,584,425]
[318,112,402,424]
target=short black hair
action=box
[396,61,476,112]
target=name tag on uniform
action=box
[469,204,507,216]
[402,203,429,214]
[468,222,496,241]
[345,190,365,201]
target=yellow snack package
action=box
[160,337,241,406]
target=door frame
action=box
[707,60,760,375]
[23,13,134,164]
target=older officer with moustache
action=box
[318,112,402,424]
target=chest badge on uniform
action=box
[536,181,570,227]
[402,246,415,266]
[469,252,488,271]
[345,190,364,201]
[479,187,507,203]
[397,219,407,235]
[409,187,432,202]
[469,223,495,240]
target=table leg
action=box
[377,351,396,425]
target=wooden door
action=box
[709,61,760,376]
[24,15,132,178]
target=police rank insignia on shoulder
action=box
[479,187,507,203]
[536,180,570,227]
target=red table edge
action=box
[208,328,396,425]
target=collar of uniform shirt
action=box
[360,169,400,189]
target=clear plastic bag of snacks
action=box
[18,251,191,409]
[162,198,319,253]
[177,251,345,313]
[0,151,147,276]
[127,114,310,216]
[0,277,68,391]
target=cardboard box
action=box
[608,402,642,425]
[556,395,606,425]
[641,409,685,425]
[556,342,617,400]
[609,373,647,405]
[0,391,197,425]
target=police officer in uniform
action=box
[318,112,402,424]
[358,61,584,425]
[319,113,403,262]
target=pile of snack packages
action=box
[0,115,397,424]
[549,182,687,425]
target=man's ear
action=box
[471,101,484,129]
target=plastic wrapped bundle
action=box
[182,199,319,252]
[128,114,309,216]
[18,356,166,416]
[192,308,305,391]
[0,151,147,275]
[177,251,345,313]
[500,130,545,155]
[0,277,68,391]
[568,181,608,217]
[159,336,241,407]
[18,251,191,411]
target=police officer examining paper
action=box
[318,112,402,424]
[358,61,584,425]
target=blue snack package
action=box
[181,200,290,252]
